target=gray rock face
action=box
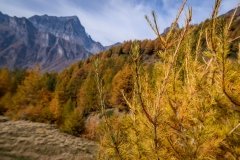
[29,15,104,53]
[0,12,104,72]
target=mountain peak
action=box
[0,12,105,72]
[29,14,104,53]
[0,11,8,18]
[30,14,80,22]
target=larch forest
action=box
[0,0,240,159]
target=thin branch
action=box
[228,3,239,30]
[157,7,192,105]
[166,0,188,43]
[228,122,240,136]
[230,35,240,42]
[152,11,161,37]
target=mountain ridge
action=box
[29,14,104,53]
[0,12,104,71]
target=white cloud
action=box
[56,0,157,45]
[0,0,239,46]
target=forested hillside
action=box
[0,0,240,159]
[0,39,155,133]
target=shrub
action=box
[61,107,84,135]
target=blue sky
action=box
[0,0,239,46]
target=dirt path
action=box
[0,116,98,160]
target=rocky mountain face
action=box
[0,12,104,71]
[29,15,104,53]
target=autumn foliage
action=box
[0,0,240,159]
[97,0,240,159]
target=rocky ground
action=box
[0,116,98,160]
